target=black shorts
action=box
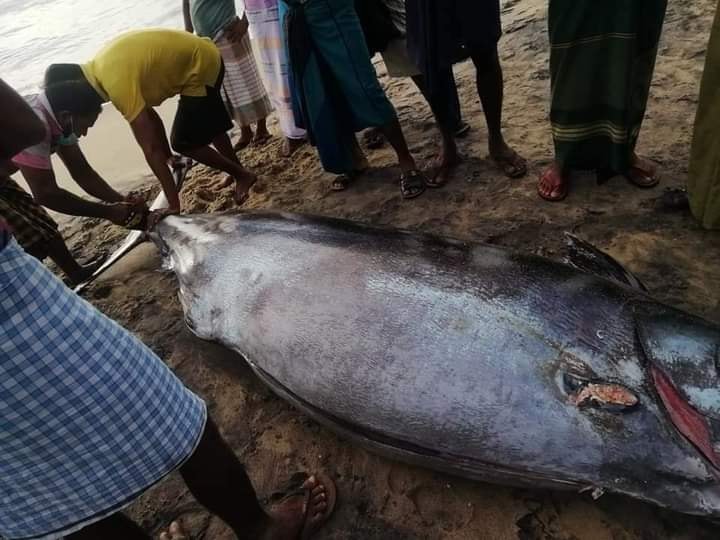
[170,63,233,153]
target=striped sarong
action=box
[214,23,273,128]
[688,0,720,230]
[245,0,306,140]
[549,0,667,173]
[0,238,207,540]
[0,177,59,256]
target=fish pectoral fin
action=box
[636,307,720,419]
[563,233,647,291]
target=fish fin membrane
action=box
[563,233,647,291]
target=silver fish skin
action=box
[155,212,720,518]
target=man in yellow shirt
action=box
[46,29,257,215]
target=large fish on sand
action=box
[154,212,720,518]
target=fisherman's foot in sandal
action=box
[331,173,356,192]
[159,521,188,540]
[427,150,461,188]
[626,154,660,188]
[400,170,427,199]
[538,162,569,202]
[234,171,259,206]
[489,140,527,179]
[254,473,336,540]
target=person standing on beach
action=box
[183,0,274,151]
[283,0,429,199]
[245,0,308,157]
[405,0,527,184]
[4,81,143,285]
[357,0,471,186]
[48,29,258,214]
[537,0,667,202]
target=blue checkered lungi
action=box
[0,239,207,540]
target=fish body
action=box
[156,212,720,517]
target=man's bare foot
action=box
[159,521,187,540]
[234,171,259,206]
[489,139,527,179]
[538,161,569,202]
[280,137,305,158]
[257,474,336,540]
[427,149,461,188]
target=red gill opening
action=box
[651,365,720,472]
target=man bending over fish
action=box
[0,79,336,540]
[47,28,259,216]
[3,79,142,285]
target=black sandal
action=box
[331,174,355,192]
[399,170,427,199]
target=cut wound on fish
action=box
[566,376,639,411]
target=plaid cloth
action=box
[0,178,59,256]
[214,23,273,128]
[0,239,207,540]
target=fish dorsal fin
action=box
[563,233,647,291]
[636,305,720,420]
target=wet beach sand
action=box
[59,0,720,538]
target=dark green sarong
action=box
[549,1,667,173]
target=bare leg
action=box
[471,48,526,178]
[411,72,460,185]
[180,419,332,539]
[234,126,254,151]
[182,135,257,205]
[280,137,305,158]
[253,118,271,143]
[378,116,418,174]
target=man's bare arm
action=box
[57,144,125,203]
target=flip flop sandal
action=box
[331,174,355,192]
[537,168,569,202]
[626,166,660,188]
[492,152,528,179]
[400,170,427,199]
[123,204,150,230]
[454,122,471,138]
[265,472,338,540]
